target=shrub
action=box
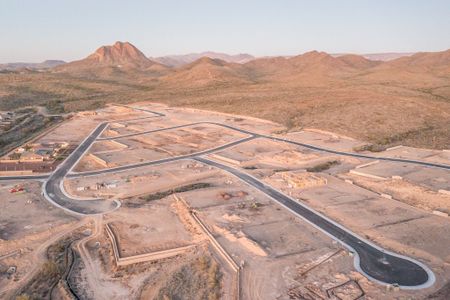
[306,160,340,172]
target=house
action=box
[35,148,53,159]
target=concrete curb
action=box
[349,170,387,180]
[196,156,436,290]
[355,160,380,169]
[386,145,404,151]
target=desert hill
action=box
[55,41,169,78]
[152,51,255,67]
[0,60,66,71]
[160,57,252,86]
[243,51,380,83]
[335,54,381,69]
[64,41,151,67]
[385,49,450,72]
[333,52,415,61]
[356,49,450,87]
[1,43,449,150]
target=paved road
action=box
[194,156,434,288]
[113,104,166,117]
[68,135,257,178]
[0,106,441,288]
[17,105,164,215]
[95,121,450,170]
[97,122,203,141]
[0,174,49,181]
[3,120,448,182]
[43,122,119,215]
[97,121,257,141]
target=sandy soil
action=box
[0,181,75,240]
[0,181,77,297]
[106,202,196,256]
[3,102,450,299]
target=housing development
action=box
[0,103,449,299]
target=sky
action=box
[1,0,450,63]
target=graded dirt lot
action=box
[0,181,75,240]
[1,102,449,299]
[0,181,77,298]
[106,201,198,256]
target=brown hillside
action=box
[160,57,251,87]
[55,41,170,78]
[387,49,450,70]
[357,50,450,86]
[243,51,376,84]
[336,54,381,69]
[1,46,449,150]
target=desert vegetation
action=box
[14,234,80,300]
[306,160,340,172]
[156,256,222,300]
[0,111,62,156]
[1,42,449,150]
[141,183,213,202]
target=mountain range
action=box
[39,41,450,86]
[151,52,255,67]
[0,42,423,71]
[1,41,449,150]
[0,60,66,71]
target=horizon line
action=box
[2,46,450,64]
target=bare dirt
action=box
[2,102,449,299]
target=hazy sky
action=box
[1,0,450,63]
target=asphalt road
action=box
[0,174,49,180]
[194,156,433,288]
[113,104,166,117]
[3,120,448,182]
[94,121,450,170]
[43,122,119,215]
[0,106,441,288]
[97,122,204,141]
[39,105,163,215]
[68,135,257,177]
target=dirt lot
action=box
[0,181,75,240]
[106,201,198,256]
[348,160,450,192]
[66,160,219,199]
[2,102,450,299]
[0,181,77,298]
[74,123,248,172]
[175,165,435,299]
[36,105,149,146]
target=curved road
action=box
[42,122,120,215]
[194,156,434,288]
[0,106,445,288]
[41,106,165,215]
